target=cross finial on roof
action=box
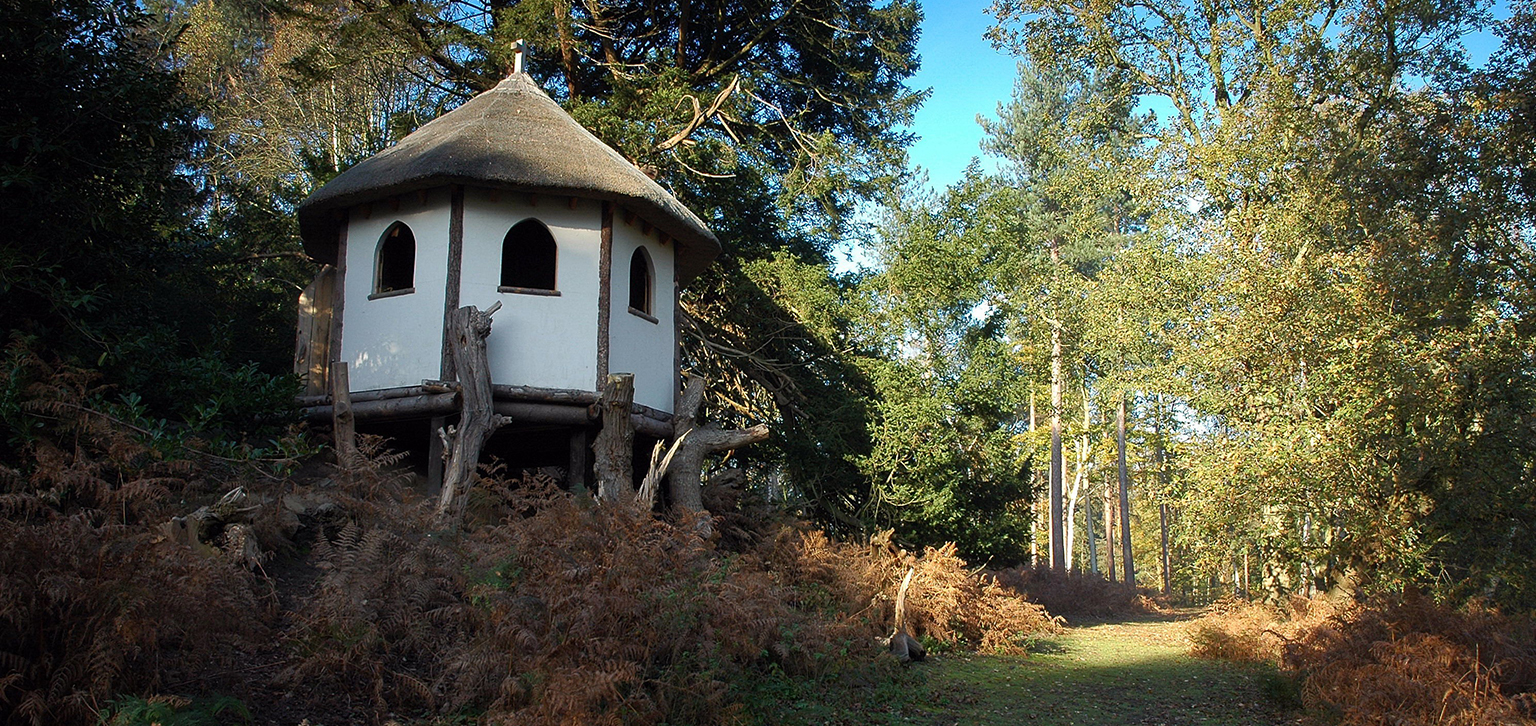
[512,39,527,75]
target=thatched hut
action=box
[294,70,720,490]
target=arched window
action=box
[500,219,558,293]
[628,246,653,318]
[374,222,415,296]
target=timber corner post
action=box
[330,360,358,467]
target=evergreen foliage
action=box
[0,0,304,457]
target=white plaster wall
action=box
[460,190,601,393]
[340,190,451,392]
[609,219,677,413]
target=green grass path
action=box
[902,614,1299,726]
[749,612,1301,725]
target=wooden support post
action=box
[435,303,509,526]
[567,427,589,494]
[427,415,447,498]
[331,361,358,466]
[666,376,769,513]
[593,373,635,501]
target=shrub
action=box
[756,527,1060,653]
[1188,594,1536,725]
[0,517,264,726]
[0,352,271,726]
[1286,595,1536,726]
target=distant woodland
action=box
[2,0,1535,722]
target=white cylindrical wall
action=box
[340,191,451,392]
[609,217,677,413]
[460,190,601,393]
[338,187,678,412]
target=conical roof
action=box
[297,73,721,282]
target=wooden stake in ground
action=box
[593,373,635,501]
[665,376,769,515]
[435,302,508,525]
[888,568,926,663]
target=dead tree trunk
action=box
[331,361,358,466]
[594,373,636,501]
[666,376,769,514]
[435,302,508,526]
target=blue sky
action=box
[902,0,1019,193]
[902,0,1514,193]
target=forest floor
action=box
[749,609,1304,726]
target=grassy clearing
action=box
[741,612,1301,726]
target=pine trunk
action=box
[1050,327,1065,570]
[1156,412,1172,596]
[1048,238,1065,571]
[1118,395,1135,588]
[1105,487,1117,582]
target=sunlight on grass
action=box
[744,616,1301,726]
[915,618,1298,726]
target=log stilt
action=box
[435,303,509,526]
[567,427,590,494]
[331,361,358,466]
[427,414,447,497]
[593,373,635,501]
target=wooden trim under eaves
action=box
[329,209,348,386]
[597,201,613,388]
[673,277,682,416]
[441,185,465,381]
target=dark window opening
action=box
[500,219,558,292]
[375,222,415,295]
[628,247,653,315]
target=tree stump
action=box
[593,373,635,501]
[435,302,509,526]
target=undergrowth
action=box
[1188,594,1536,725]
[0,355,269,726]
[0,353,1061,725]
[285,472,1059,724]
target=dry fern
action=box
[1189,593,1536,725]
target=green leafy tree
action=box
[863,59,1154,564]
[860,172,1035,562]
[991,0,1536,605]
[0,0,301,454]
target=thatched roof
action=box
[297,73,721,282]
